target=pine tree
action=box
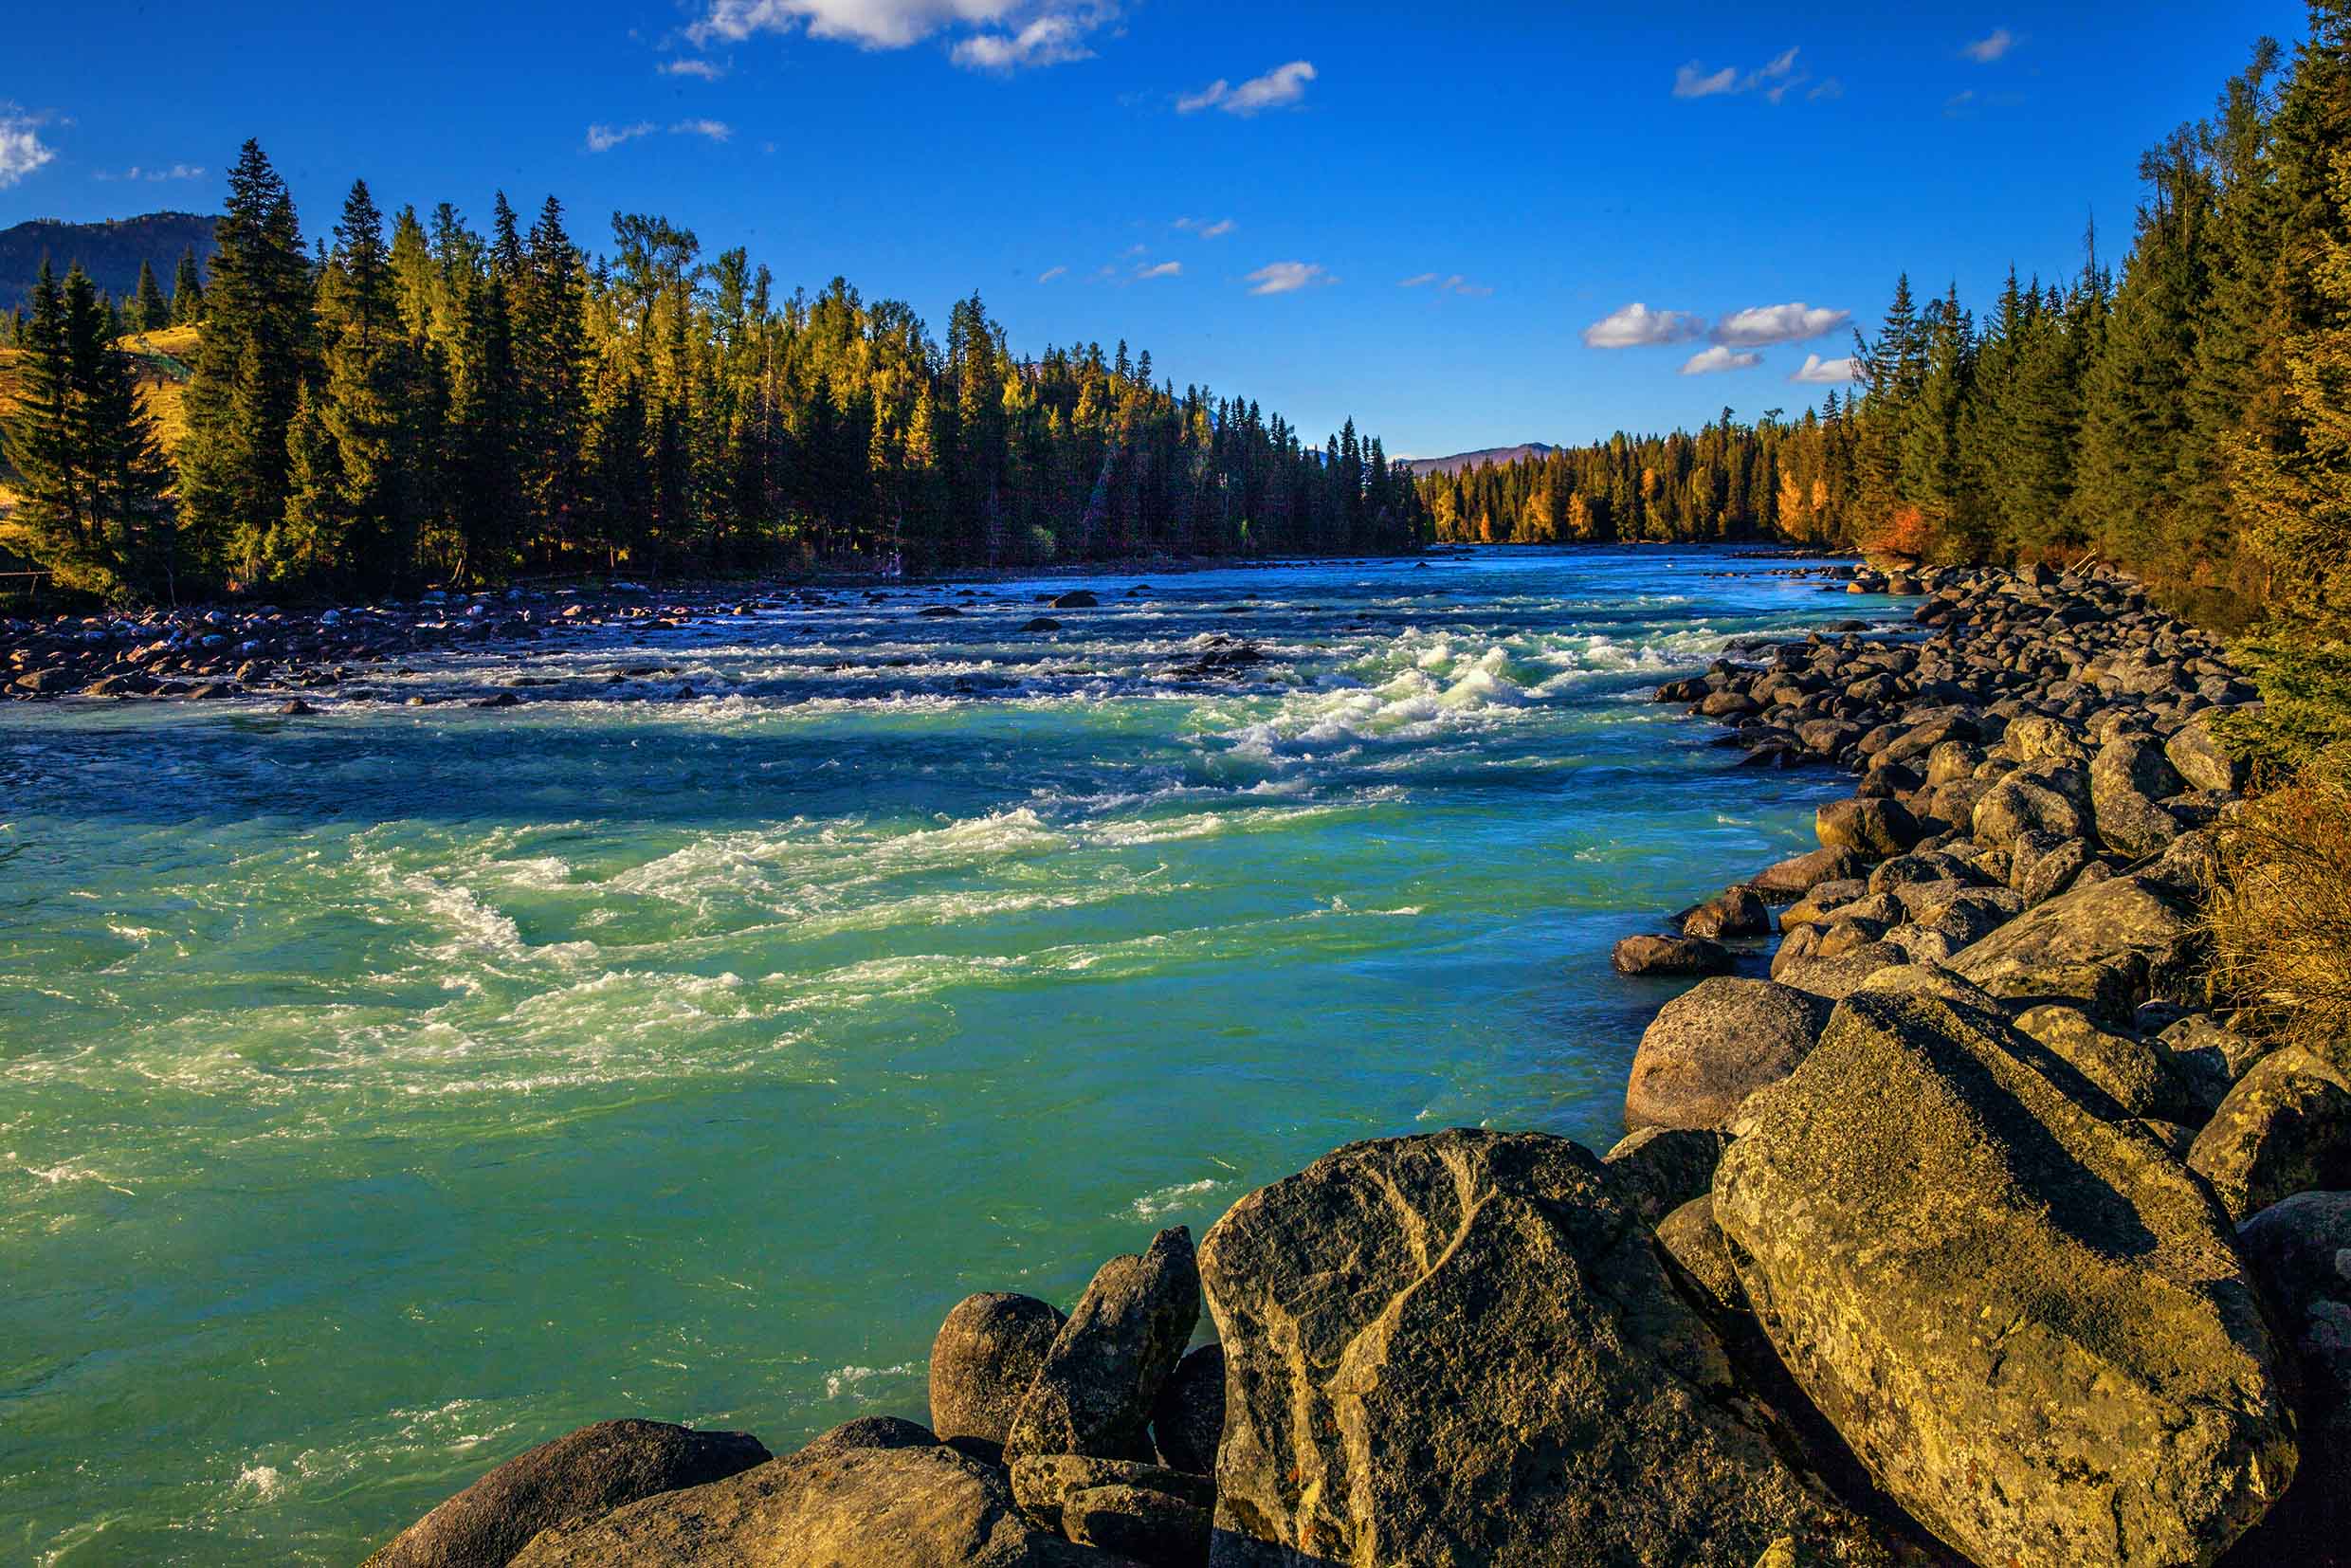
[170,246,206,325]
[179,139,312,585]
[132,260,170,334]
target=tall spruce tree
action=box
[170,246,206,325]
[132,261,170,335]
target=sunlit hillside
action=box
[0,324,196,523]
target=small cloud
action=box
[1180,60,1315,117]
[1406,272,1493,298]
[1583,301,1706,349]
[1682,345,1763,375]
[1760,46,1800,78]
[1037,264,1068,283]
[1791,354,1861,384]
[94,163,206,183]
[1672,62,1739,99]
[1399,272,1439,287]
[1714,302,1850,347]
[1943,89,1977,116]
[586,121,656,152]
[1808,78,1845,101]
[953,12,1098,71]
[1247,260,1335,295]
[660,57,730,79]
[0,105,57,189]
[1174,216,1236,238]
[1137,260,1181,280]
[670,118,733,140]
[1962,27,2014,64]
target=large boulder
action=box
[1947,870,2201,1022]
[1751,846,1868,903]
[2227,1194,2351,1562]
[2187,1048,2351,1222]
[509,1442,1107,1567]
[2091,737,2187,858]
[1064,1485,1211,1568]
[1602,1125,1732,1221]
[1815,797,1924,860]
[362,1419,772,1568]
[1150,1343,1225,1478]
[1006,1229,1199,1463]
[1610,933,1733,976]
[2156,1014,2271,1119]
[1009,1453,1215,1533]
[931,1293,1068,1452]
[1714,991,2297,1567]
[1623,977,1829,1132]
[1972,766,2092,848]
[2166,711,2248,796]
[1674,884,1772,940]
[2012,1003,2201,1123]
[1197,1129,1895,1567]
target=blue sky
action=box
[0,1,2304,457]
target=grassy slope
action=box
[0,325,197,556]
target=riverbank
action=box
[350,561,2341,1566]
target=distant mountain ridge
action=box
[1394,442,1556,478]
[1,212,220,310]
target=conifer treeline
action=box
[3,142,1426,600]
[1422,7,2351,638]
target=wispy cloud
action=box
[1962,27,2015,64]
[1037,264,1068,283]
[1682,345,1763,375]
[671,118,733,140]
[1791,354,1861,384]
[95,163,206,183]
[1403,272,1492,297]
[1714,301,1850,347]
[685,0,1114,72]
[1944,89,1977,116]
[1179,60,1315,117]
[1174,215,1235,238]
[661,56,731,78]
[1583,301,1706,349]
[587,121,657,152]
[1137,260,1181,280]
[0,105,57,189]
[1675,46,1811,102]
[1808,78,1845,101]
[1247,260,1335,295]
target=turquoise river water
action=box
[0,545,1890,1563]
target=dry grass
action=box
[2208,756,2351,1064]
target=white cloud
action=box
[95,163,206,183]
[1137,260,1181,280]
[1682,345,1763,375]
[661,57,731,78]
[1405,272,1493,297]
[587,121,656,152]
[1672,62,1739,99]
[1180,60,1315,116]
[1809,78,1845,100]
[1174,215,1235,238]
[1582,301,1706,349]
[1963,27,2014,64]
[1944,89,1977,115]
[1247,261,1335,295]
[1791,354,1861,384]
[953,11,1096,69]
[1676,47,1819,104]
[1400,272,1439,287]
[0,107,56,189]
[1713,301,1850,347]
[1037,264,1068,283]
[670,118,733,140]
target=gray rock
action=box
[2165,711,2247,795]
[2228,1194,2351,1562]
[1654,1194,1746,1318]
[1624,978,1829,1132]
[1751,847,1869,903]
[2188,1048,2351,1222]
[1674,884,1771,940]
[2090,736,2187,857]
[1065,1485,1211,1568]
[1814,797,1924,860]
[362,1419,772,1568]
[1715,991,2298,1567]
[1775,941,1908,1001]
[1610,933,1734,976]
[1198,1129,1896,1566]
[2155,1014,2270,1119]
[1006,1229,1199,1463]
[931,1293,1068,1452]
[1150,1343,1225,1478]
[1947,870,2201,1022]
[1603,1125,1734,1221]
[1009,1453,1215,1532]
[2012,1003,2201,1123]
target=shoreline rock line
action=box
[359,564,2349,1566]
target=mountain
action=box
[1,212,220,310]
[1394,443,1556,478]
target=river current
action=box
[0,545,1890,1563]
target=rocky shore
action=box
[355,564,2349,1567]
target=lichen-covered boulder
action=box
[1611,933,1733,976]
[2187,1048,2351,1222]
[1623,977,1828,1132]
[1751,847,1868,903]
[2156,1014,2270,1119]
[2165,711,2247,796]
[1006,1229,1199,1464]
[2008,830,2097,906]
[1198,1129,1895,1567]
[1972,765,2092,847]
[2013,1003,2201,1123]
[1947,870,2201,1021]
[1064,1485,1212,1568]
[1815,797,1924,860]
[1150,1343,1225,1478]
[362,1419,773,1568]
[931,1293,1067,1452]
[1674,884,1772,940]
[2091,736,2186,858]
[509,1442,1106,1567]
[1009,1453,1215,1533]
[1603,1125,1733,1221]
[1714,991,2297,1567]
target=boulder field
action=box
[359,564,2351,1566]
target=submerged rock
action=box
[1198,1128,1897,1566]
[1714,991,2296,1567]
[1610,932,1734,977]
[361,1418,771,1568]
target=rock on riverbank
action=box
[359,563,2345,1566]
